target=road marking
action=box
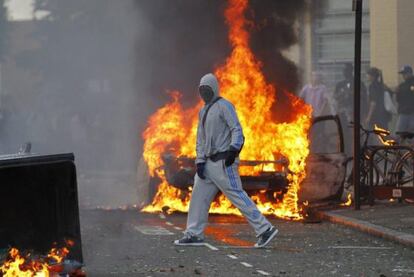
[204,243,219,251]
[257,270,270,276]
[221,246,255,249]
[240,262,252,268]
[392,269,414,273]
[150,213,273,276]
[329,246,392,250]
[134,225,174,235]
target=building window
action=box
[312,0,370,90]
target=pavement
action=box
[80,209,414,276]
[318,202,414,249]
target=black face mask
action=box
[199,86,214,103]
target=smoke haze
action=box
[0,0,311,208]
[249,0,307,92]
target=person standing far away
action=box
[299,71,333,117]
[174,73,278,248]
[395,65,414,132]
[364,67,391,130]
[334,63,368,156]
[299,71,334,153]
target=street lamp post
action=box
[353,0,363,210]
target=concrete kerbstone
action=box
[318,210,414,249]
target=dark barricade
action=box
[0,153,83,262]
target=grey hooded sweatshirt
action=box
[196,73,244,164]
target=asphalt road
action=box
[80,210,414,276]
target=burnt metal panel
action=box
[299,153,347,202]
[162,154,288,192]
[312,115,345,153]
[0,153,83,262]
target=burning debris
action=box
[0,240,84,277]
[374,124,396,146]
[341,193,353,207]
[142,0,312,220]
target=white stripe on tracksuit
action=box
[185,158,272,238]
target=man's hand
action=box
[196,163,206,179]
[225,147,238,167]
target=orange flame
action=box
[0,248,49,277]
[341,193,352,207]
[1,241,74,276]
[374,124,395,146]
[142,0,312,220]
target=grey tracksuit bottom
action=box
[185,158,272,238]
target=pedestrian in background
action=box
[395,65,414,132]
[364,67,391,129]
[334,63,368,155]
[300,71,334,153]
[299,71,333,117]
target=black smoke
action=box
[135,0,321,128]
[135,0,229,108]
[136,0,310,110]
[248,0,308,92]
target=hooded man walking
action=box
[174,73,278,248]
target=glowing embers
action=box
[141,0,312,220]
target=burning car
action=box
[140,0,347,220]
[146,115,346,203]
